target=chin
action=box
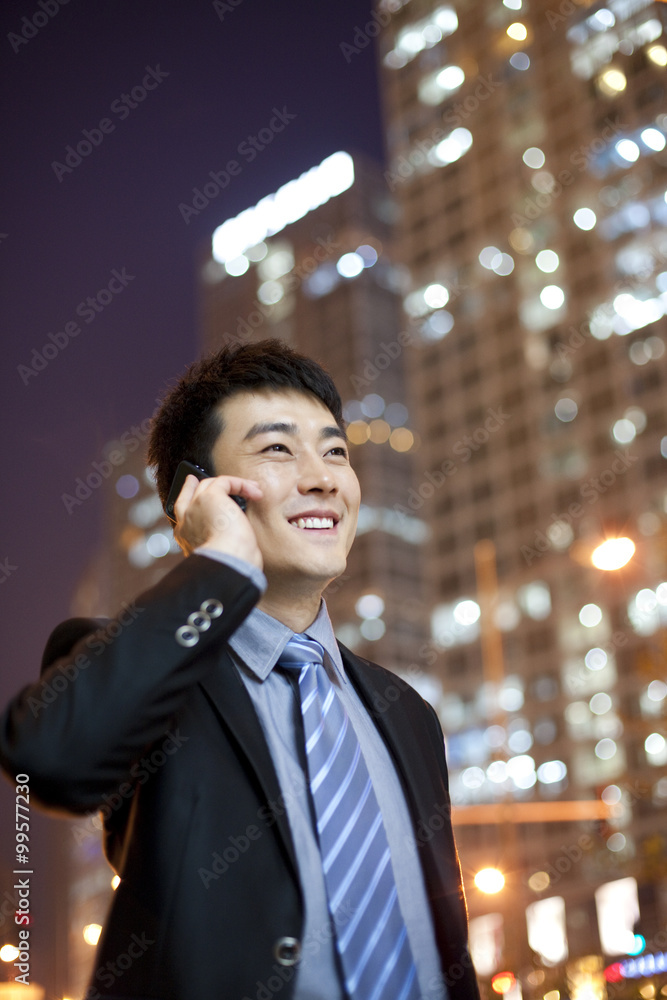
[288,559,347,590]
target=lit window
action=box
[517,582,551,620]
[611,418,636,444]
[479,246,502,269]
[507,754,536,788]
[245,242,267,262]
[616,139,640,162]
[601,784,621,805]
[356,244,378,267]
[648,680,667,702]
[360,618,386,641]
[360,394,385,418]
[508,729,533,753]
[146,532,170,559]
[641,128,666,152]
[83,924,103,946]
[537,760,567,784]
[258,248,294,280]
[429,127,473,166]
[499,678,525,712]
[523,147,545,169]
[462,766,485,789]
[554,398,578,422]
[422,310,454,339]
[595,738,617,760]
[507,22,527,41]
[225,255,249,277]
[646,733,666,755]
[336,253,365,278]
[573,208,596,230]
[492,253,514,276]
[536,249,559,272]
[592,9,615,29]
[625,407,646,432]
[540,285,565,309]
[487,760,508,783]
[590,692,612,715]
[453,600,481,626]
[419,68,463,105]
[510,52,530,70]
[389,428,414,452]
[116,475,140,499]
[647,44,667,67]
[598,68,627,96]
[579,604,602,627]
[423,283,449,308]
[212,152,354,263]
[257,280,284,305]
[645,733,667,765]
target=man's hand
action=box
[173,474,264,568]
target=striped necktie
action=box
[278,634,419,1000]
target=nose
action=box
[297,451,337,494]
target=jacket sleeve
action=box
[0,555,260,813]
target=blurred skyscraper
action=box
[375,0,667,992]
[197,151,431,673]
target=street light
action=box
[491,971,516,994]
[82,923,102,946]
[474,867,505,893]
[591,537,635,571]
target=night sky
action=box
[0,0,385,704]
[0,0,385,954]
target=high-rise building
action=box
[198,150,431,673]
[376,0,667,991]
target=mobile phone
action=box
[165,460,247,523]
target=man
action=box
[0,340,479,1000]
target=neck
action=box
[257,579,326,633]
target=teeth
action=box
[291,517,335,529]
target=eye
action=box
[328,446,349,459]
[262,443,291,454]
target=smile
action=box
[289,517,336,529]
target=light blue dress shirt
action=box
[196,548,446,999]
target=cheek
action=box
[255,465,288,491]
[347,476,362,511]
[249,469,290,522]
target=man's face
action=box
[210,389,360,596]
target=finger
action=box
[223,477,263,499]
[195,476,263,500]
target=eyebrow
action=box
[242,421,347,443]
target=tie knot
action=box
[277,634,325,671]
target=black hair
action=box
[147,338,344,510]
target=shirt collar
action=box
[229,599,345,682]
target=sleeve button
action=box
[187,611,211,632]
[175,625,199,648]
[200,598,223,619]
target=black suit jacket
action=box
[0,556,479,1000]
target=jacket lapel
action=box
[338,642,442,820]
[338,642,472,945]
[199,649,300,883]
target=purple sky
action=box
[0,0,385,707]
[0,7,386,942]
